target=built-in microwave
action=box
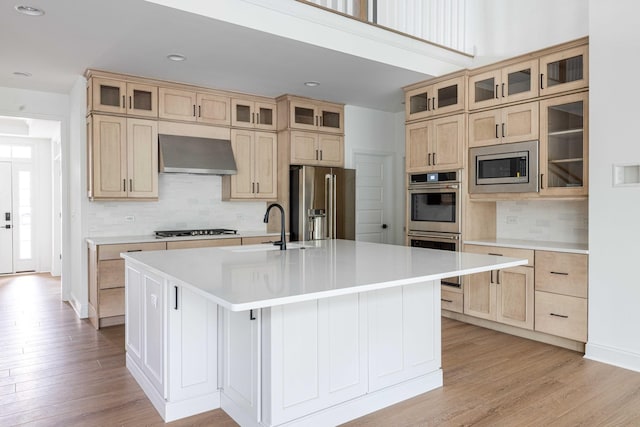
[469,140,539,194]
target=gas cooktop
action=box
[154,228,238,238]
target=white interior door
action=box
[354,153,394,243]
[0,162,12,274]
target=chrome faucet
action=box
[263,203,286,250]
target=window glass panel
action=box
[547,55,584,87]
[507,69,531,96]
[474,77,495,103]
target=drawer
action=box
[535,251,587,298]
[441,290,463,313]
[98,242,166,260]
[535,291,587,342]
[167,238,241,250]
[98,259,124,289]
[464,244,535,267]
[99,288,125,318]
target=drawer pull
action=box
[441,298,454,303]
[126,249,142,252]
[550,271,569,276]
[488,253,503,257]
[550,313,568,319]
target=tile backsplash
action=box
[86,174,267,237]
[496,200,588,244]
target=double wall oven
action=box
[407,170,461,288]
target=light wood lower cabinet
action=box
[461,245,588,344]
[463,245,535,330]
[88,241,166,329]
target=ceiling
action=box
[0,0,440,113]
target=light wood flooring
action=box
[1,274,640,426]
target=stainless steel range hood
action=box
[159,134,237,175]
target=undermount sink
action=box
[223,243,318,253]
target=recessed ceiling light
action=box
[304,81,320,87]
[14,5,45,16]
[13,71,32,77]
[167,54,186,62]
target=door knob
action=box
[382,224,388,229]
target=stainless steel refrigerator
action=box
[290,165,355,242]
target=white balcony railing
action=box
[300,0,470,55]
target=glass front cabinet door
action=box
[91,78,157,117]
[469,59,538,110]
[232,99,276,131]
[539,92,588,197]
[540,45,588,97]
[405,76,465,121]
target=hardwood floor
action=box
[1,274,640,426]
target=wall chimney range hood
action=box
[158,134,237,175]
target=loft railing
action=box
[297,0,471,55]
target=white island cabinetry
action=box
[122,240,526,425]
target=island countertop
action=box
[121,239,527,311]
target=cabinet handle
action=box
[256,182,260,193]
[540,173,544,189]
[441,298,453,303]
[122,95,125,108]
[123,179,126,192]
[252,112,255,123]
[198,105,201,118]
[550,271,569,276]
[126,249,142,252]
[495,84,499,99]
[502,123,505,138]
[497,270,501,284]
[427,97,431,111]
[129,179,132,192]
[193,105,196,117]
[433,152,437,165]
[129,96,132,109]
[432,97,437,110]
[256,112,260,124]
[320,116,323,127]
[315,116,318,126]
[252,182,255,193]
[495,124,499,139]
[501,83,505,98]
[319,150,323,161]
[174,286,179,310]
[490,270,495,283]
[550,312,568,319]
[250,309,256,320]
[488,253,503,256]
[428,153,432,166]
[540,73,544,90]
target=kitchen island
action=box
[122,239,526,425]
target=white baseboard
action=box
[585,342,640,373]
[68,292,87,318]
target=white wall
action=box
[344,105,405,245]
[585,0,640,371]
[468,0,588,65]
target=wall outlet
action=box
[124,215,135,222]
[506,216,518,224]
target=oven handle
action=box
[408,232,460,241]
[408,183,460,191]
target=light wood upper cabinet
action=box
[232,98,276,130]
[278,96,344,134]
[289,131,344,167]
[540,45,588,97]
[89,114,158,200]
[159,88,230,125]
[222,129,277,200]
[469,102,539,148]
[405,75,466,121]
[539,92,588,197]
[405,114,464,173]
[469,59,538,110]
[90,78,158,118]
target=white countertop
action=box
[463,238,588,254]
[122,239,527,311]
[86,231,282,246]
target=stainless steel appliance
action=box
[155,228,237,238]
[407,170,462,289]
[408,170,461,234]
[469,140,539,193]
[407,232,460,288]
[290,165,355,241]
